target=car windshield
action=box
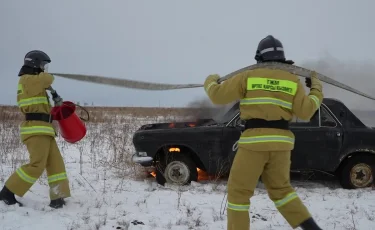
[212,101,239,124]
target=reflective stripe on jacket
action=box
[204,68,323,151]
[17,73,56,141]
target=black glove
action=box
[305,78,312,88]
[50,91,63,106]
[51,91,59,99]
[53,96,63,106]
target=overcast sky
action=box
[1,0,375,109]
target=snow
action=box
[1,117,375,230]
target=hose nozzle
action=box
[47,86,59,99]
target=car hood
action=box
[137,118,217,131]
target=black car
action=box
[132,98,375,189]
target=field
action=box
[1,105,375,230]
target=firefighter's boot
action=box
[0,186,23,206]
[299,217,323,230]
[49,198,66,209]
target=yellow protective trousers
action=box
[227,146,311,230]
[5,135,71,200]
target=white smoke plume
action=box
[299,54,375,111]
[299,54,375,126]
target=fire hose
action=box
[49,62,375,101]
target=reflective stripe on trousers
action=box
[240,97,292,109]
[274,192,298,208]
[227,189,299,213]
[227,202,250,212]
[15,169,68,185]
[18,96,49,107]
[48,172,68,184]
[238,135,294,145]
[16,167,37,184]
[20,126,55,135]
[227,192,298,210]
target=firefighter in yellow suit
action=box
[204,35,323,230]
[0,50,71,209]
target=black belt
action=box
[244,119,289,130]
[25,113,53,123]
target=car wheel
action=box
[155,153,198,186]
[339,155,374,189]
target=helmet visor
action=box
[40,61,49,72]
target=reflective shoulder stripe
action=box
[18,96,49,107]
[238,135,294,145]
[240,97,292,109]
[247,77,297,96]
[20,126,55,135]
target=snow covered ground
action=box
[1,117,375,230]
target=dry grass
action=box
[0,104,224,229]
[2,105,373,229]
[0,104,213,184]
[0,104,204,124]
[0,102,231,210]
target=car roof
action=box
[323,97,344,105]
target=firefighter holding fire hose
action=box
[0,50,71,209]
[204,35,323,230]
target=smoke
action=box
[299,53,375,111]
[183,54,375,123]
[184,96,230,120]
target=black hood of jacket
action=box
[18,65,43,76]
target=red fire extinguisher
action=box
[48,87,89,144]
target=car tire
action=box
[155,153,198,186]
[339,155,375,189]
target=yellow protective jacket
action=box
[17,73,56,142]
[204,68,323,152]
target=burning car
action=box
[131,98,375,189]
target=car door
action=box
[221,113,243,165]
[290,105,343,171]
